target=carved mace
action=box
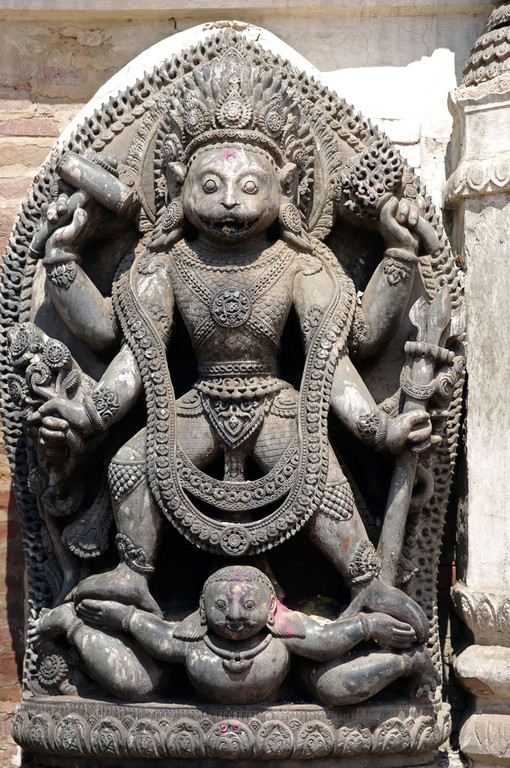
[377,286,465,585]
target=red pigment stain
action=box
[343,536,350,551]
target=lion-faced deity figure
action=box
[2,26,463,763]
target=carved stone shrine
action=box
[0,22,465,767]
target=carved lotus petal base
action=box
[13,698,451,766]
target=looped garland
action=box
[112,238,356,556]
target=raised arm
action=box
[41,200,120,352]
[32,251,174,446]
[356,197,436,359]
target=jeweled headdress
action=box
[157,48,315,208]
[123,35,351,242]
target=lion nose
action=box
[221,189,239,209]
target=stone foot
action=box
[407,645,440,699]
[70,563,162,617]
[32,602,75,645]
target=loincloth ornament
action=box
[201,392,271,450]
[195,376,288,449]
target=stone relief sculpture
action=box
[1,24,464,765]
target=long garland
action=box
[113,238,356,556]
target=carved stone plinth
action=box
[13,698,451,766]
[457,714,510,768]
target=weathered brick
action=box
[0,465,12,487]
[31,66,88,100]
[0,207,21,238]
[0,139,54,169]
[0,521,20,541]
[0,491,16,517]
[0,177,33,200]
[438,564,456,589]
[0,656,21,680]
[0,93,35,119]
[0,118,60,138]
[0,681,22,704]
[0,629,22,656]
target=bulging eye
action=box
[243,180,257,194]
[244,600,255,610]
[216,599,226,610]
[203,178,218,193]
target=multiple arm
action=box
[124,609,187,664]
[42,205,118,352]
[355,197,424,359]
[35,199,174,444]
[293,265,431,454]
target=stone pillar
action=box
[444,3,510,766]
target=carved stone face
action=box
[181,146,281,244]
[203,577,275,641]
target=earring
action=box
[279,203,312,252]
[199,595,207,626]
[148,198,184,252]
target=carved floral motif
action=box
[452,582,510,645]
[11,703,452,762]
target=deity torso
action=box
[185,634,290,704]
[168,240,318,367]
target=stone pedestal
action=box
[445,4,510,765]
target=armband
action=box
[346,541,381,587]
[383,248,418,286]
[83,387,119,433]
[121,606,136,635]
[359,613,371,642]
[357,410,388,451]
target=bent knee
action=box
[111,429,147,464]
[109,430,147,503]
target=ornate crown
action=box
[155,48,315,207]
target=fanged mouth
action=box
[226,622,247,633]
[202,216,259,236]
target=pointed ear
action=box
[167,162,187,188]
[173,609,206,641]
[279,163,299,199]
[269,603,306,639]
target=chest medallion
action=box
[210,288,252,327]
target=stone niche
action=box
[1,21,465,767]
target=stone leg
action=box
[254,408,368,577]
[73,407,221,613]
[34,603,161,701]
[255,409,428,639]
[302,644,436,706]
